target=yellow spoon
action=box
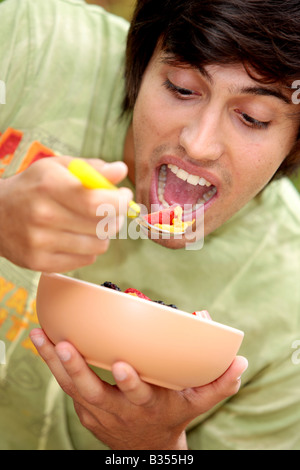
[68,159,140,218]
[68,159,188,235]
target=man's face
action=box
[132,48,299,248]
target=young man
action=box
[0,0,299,450]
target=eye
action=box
[163,79,197,99]
[235,109,270,130]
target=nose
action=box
[179,109,225,162]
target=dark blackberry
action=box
[101,281,121,291]
[154,300,178,309]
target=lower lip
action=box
[149,167,219,220]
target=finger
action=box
[58,157,132,213]
[30,329,119,412]
[66,187,133,219]
[209,355,249,398]
[51,156,129,186]
[30,329,80,400]
[73,400,101,434]
[84,159,129,186]
[29,197,104,236]
[29,252,98,273]
[54,341,119,410]
[56,183,133,220]
[29,158,133,219]
[39,229,111,256]
[29,189,128,238]
[213,355,249,394]
[186,356,248,415]
[111,361,156,407]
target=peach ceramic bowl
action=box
[36,273,244,390]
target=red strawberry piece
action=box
[145,209,175,226]
[124,288,151,301]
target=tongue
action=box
[163,168,208,206]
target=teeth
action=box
[176,168,188,181]
[168,164,178,174]
[168,164,212,187]
[187,174,200,186]
[203,186,217,201]
[158,192,170,208]
[157,165,217,210]
[183,199,204,214]
[199,177,209,187]
[160,164,167,174]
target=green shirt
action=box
[0,0,299,450]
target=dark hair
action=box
[124,0,300,178]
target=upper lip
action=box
[157,155,220,189]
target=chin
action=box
[147,223,205,250]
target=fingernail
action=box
[241,357,249,373]
[56,348,71,362]
[102,161,127,172]
[237,357,249,381]
[113,364,128,382]
[30,334,45,348]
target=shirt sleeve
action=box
[0,0,129,160]
[0,0,32,128]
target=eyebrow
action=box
[233,86,291,105]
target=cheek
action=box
[134,101,164,143]
[233,141,285,193]
[133,81,182,145]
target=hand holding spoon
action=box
[68,159,193,236]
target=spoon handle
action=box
[68,159,141,218]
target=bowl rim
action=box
[39,272,244,338]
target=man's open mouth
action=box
[155,163,217,218]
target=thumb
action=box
[189,356,248,415]
[57,156,129,187]
[85,159,129,186]
[209,355,249,397]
